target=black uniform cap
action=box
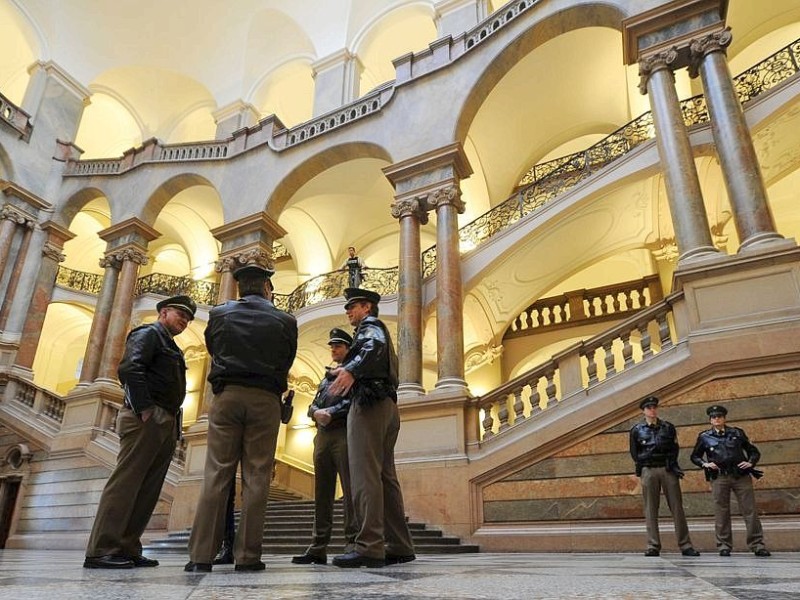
[639,396,659,410]
[343,287,381,309]
[328,328,353,346]
[156,295,197,320]
[707,405,728,417]
[233,264,275,281]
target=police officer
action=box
[690,405,771,557]
[328,287,415,568]
[629,396,699,557]
[85,295,196,569]
[185,264,297,572]
[292,328,358,565]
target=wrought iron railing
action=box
[56,266,104,295]
[134,273,219,306]
[273,267,399,314]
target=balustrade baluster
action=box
[621,330,634,369]
[512,388,524,423]
[482,405,495,439]
[603,340,616,378]
[529,382,541,415]
[497,396,511,432]
[657,314,673,350]
[544,369,557,408]
[586,349,599,385]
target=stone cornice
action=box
[0,180,51,212]
[98,217,160,245]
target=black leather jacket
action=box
[307,367,351,430]
[119,321,186,415]
[340,315,399,406]
[205,294,297,395]
[629,419,683,477]
[690,426,762,478]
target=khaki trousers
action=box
[188,385,281,565]
[347,397,415,559]
[641,466,693,551]
[711,474,766,551]
[306,426,357,555]
[86,406,176,558]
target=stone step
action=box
[146,499,479,555]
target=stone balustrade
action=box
[9,376,66,424]
[506,275,662,338]
[0,90,33,140]
[477,292,680,439]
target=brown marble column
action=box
[215,256,238,303]
[391,195,428,396]
[430,186,468,390]
[78,254,121,384]
[0,207,21,278]
[640,49,719,264]
[689,28,784,251]
[14,222,75,370]
[0,220,34,330]
[96,247,149,382]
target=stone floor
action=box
[0,549,798,599]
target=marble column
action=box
[96,248,148,382]
[78,254,121,384]
[430,186,468,390]
[0,207,21,278]
[689,28,784,251]
[14,222,74,370]
[391,195,429,396]
[215,256,238,303]
[640,48,719,263]
[0,220,34,329]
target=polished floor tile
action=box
[0,550,798,599]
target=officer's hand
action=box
[314,410,332,426]
[703,462,719,470]
[738,461,753,470]
[140,408,154,422]
[328,368,355,396]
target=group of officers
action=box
[83,263,414,571]
[81,260,773,570]
[630,396,771,557]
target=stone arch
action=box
[265,141,393,218]
[140,173,218,226]
[57,186,110,228]
[453,3,625,146]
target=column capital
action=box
[688,27,732,77]
[638,47,679,94]
[428,185,465,214]
[214,255,238,273]
[108,245,149,266]
[391,195,429,224]
[0,204,36,228]
[229,247,274,271]
[42,241,66,263]
[99,254,122,269]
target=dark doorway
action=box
[0,478,21,548]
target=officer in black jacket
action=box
[329,288,415,568]
[85,294,196,569]
[629,396,699,557]
[292,328,357,565]
[690,404,770,557]
[186,264,297,572]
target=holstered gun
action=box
[280,390,295,425]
